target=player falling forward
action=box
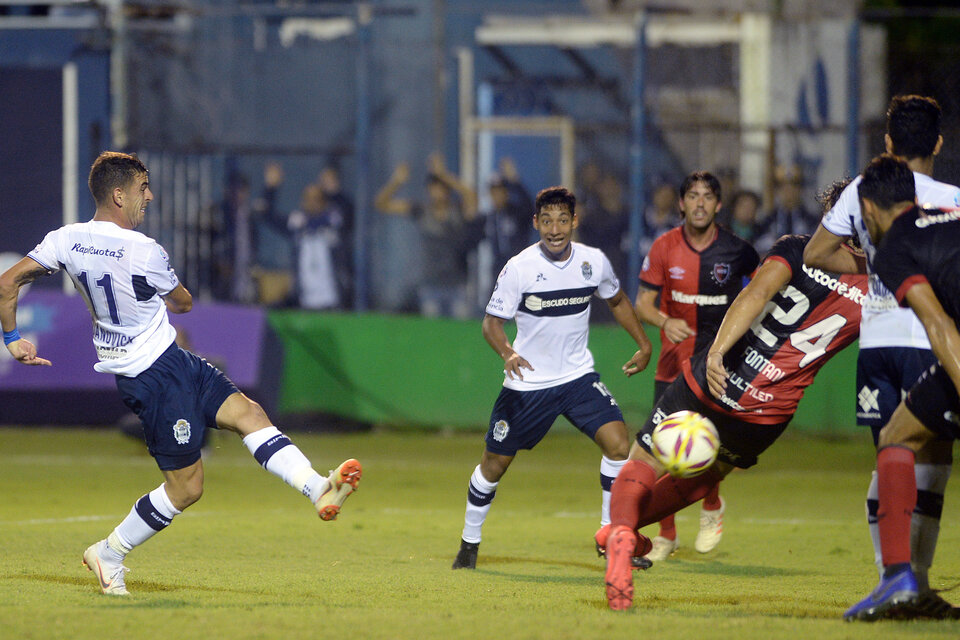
[635,171,758,560]
[845,155,960,621]
[452,186,653,570]
[0,152,361,596]
[804,95,960,618]
[598,180,867,610]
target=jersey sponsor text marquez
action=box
[640,225,759,382]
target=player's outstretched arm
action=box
[0,256,53,366]
[606,289,652,376]
[705,259,792,398]
[904,282,960,399]
[802,224,864,274]
[162,283,193,314]
[481,313,532,381]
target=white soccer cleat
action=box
[644,535,678,562]
[695,497,725,553]
[314,458,362,521]
[82,541,129,596]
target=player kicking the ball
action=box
[452,186,652,570]
[598,180,867,609]
[0,151,361,596]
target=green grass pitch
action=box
[1,426,959,639]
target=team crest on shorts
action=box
[581,261,592,280]
[493,420,509,442]
[712,262,731,285]
[172,419,191,445]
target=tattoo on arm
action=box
[15,266,50,286]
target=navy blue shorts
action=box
[635,375,788,469]
[856,347,937,446]
[115,342,239,470]
[485,372,624,456]
[905,362,960,441]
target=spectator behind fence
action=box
[288,183,350,310]
[754,165,819,254]
[213,171,256,304]
[317,164,354,307]
[639,181,679,259]
[578,173,628,280]
[251,162,294,306]
[726,189,762,243]
[483,157,534,271]
[375,152,478,318]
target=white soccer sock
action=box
[110,484,182,558]
[462,465,498,544]
[242,426,327,502]
[911,463,950,592]
[865,470,883,578]
[600,456,627,526]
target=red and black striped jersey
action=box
[874,205,960,326]
[640,225,759,382]
[682,234,867,424]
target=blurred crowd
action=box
[211,156,820,319]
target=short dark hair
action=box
[858,154,916,209]
[887,95,942,159]
[89,151,148,206]
[679,171,721,202]
[535,186,576,216]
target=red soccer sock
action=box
[610,459,657,531]
[877,446,917,567]
[702,483,722,511]
[657,514,677,540]
[638,470,724,529]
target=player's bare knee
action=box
[479,451,512,482]
[878,406,931,453]
[595,421,630,460]
[218,393,272,436]
[166,480,203,510]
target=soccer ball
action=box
[651,410,720,478]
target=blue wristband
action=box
[3,328,21,345]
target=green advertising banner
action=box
[269,311,860,434]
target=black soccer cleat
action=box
[452,539,479,569]
[908,590,960,619]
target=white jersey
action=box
[485,242,620,391]
[821,172,960,349]
[28,220,179,376]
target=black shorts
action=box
[856,347,937,446]
[653,379,672,404]
[485,372,624,456]
[635,375,789,469]
[115,343,239,470]
[905,362,960,440]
